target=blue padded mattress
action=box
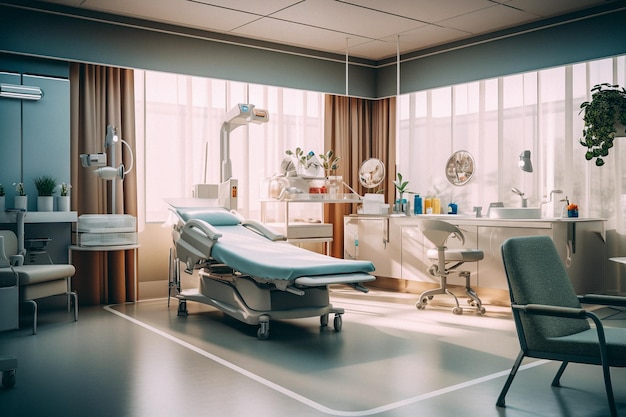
[211,225,375,281]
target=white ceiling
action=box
[38,0,619,60]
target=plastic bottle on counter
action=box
[424,198,432,214]
[432,198,441,215]
[414,194,423,215]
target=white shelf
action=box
[263,193,361,203]
[0,211,78,223]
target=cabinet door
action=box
[401,225,429,282]
[551,221,606,294]
[354,217,393,277]
[477,226,551,289]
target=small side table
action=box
[68,244,140,301]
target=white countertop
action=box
[349,213,604,227]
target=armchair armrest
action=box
[9,255,24,266]
[512,303,609,350]
[578,294,626,308]
[514,303,587,319]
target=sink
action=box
[489,207,541,219]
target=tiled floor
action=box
[1,288,624,417]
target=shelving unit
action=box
[261,194,360,255]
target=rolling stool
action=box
[0,355,17,388]
[416,219,485,315]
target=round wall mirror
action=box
[445,150,475,186]
[359,158,385,189]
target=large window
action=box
[135,71,325,223]
[398,55,626,231]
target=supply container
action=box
[448,203,458,214]
[424,198,432,214]
[413,194,423,215]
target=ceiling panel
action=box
[234,16,372,54]
[80,0,260,32]
[439,4,538,34]
[36,0,622,60]
[271,0,422,40]
[341,0,497,23]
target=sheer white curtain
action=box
[134,71,325,224]
[398,55,626,231]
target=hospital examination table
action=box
[168,207,376,339]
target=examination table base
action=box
[174,269,344,340]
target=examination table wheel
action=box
[257,316,270,340]
[320,314,329,327]
[333,314,342,332]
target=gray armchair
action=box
[0,230,77,334]
[499,235,626,417]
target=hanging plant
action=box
[579,83,626,166]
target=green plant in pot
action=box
[34,175,57,196]
[393,172,409,213]
[579,83,626,166]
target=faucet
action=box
[540,189,563,206]
[511,187,527,207]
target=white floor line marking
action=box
[104,304,549,416]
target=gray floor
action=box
[1,288,625,417]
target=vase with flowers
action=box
[13,182,27,210]
[57,182,71,211]
[285,147,322,178]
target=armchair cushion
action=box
[550,327,626,364]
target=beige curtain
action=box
[324,95,396,258]
[69,63,138,305]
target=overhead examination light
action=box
[0,83,43,100]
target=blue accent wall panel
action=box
[0,72,23,199]
[22,75,70,211]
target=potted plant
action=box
[393,172,409,214]
[319,150,341,197]
[34,175,57,211]
[57,182,71,212]
[285,147,321,177]
[579,83,626,166]
[12,182,27,210]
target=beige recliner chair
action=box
[0,230,77,334]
